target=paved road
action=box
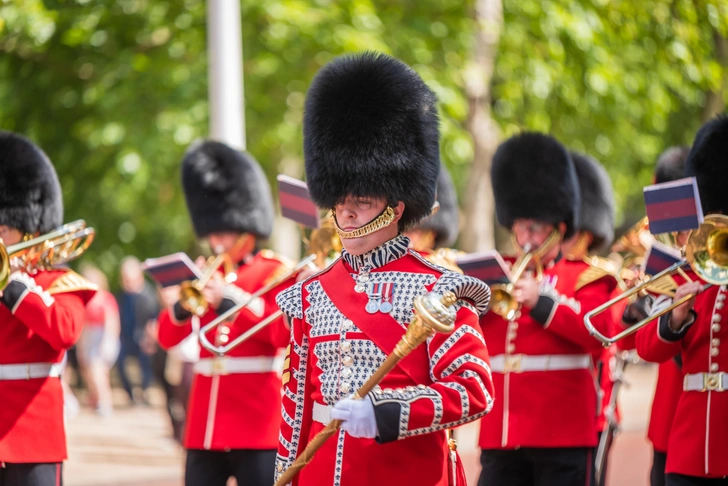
[65,363,658,486]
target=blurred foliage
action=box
[0,0,726,286]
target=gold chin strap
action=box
[331,206,396,239]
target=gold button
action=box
[711,363,719,372]
[711,347,719,357]
[712,338,721,346]
[507,344,516,353]
[343,319,354,330]
[340,382,351,394]
[713,324,722,333]
[342,356,354,367]
[341,368,353,379]
[340,341,352,353]
[713,314,722,323]
[219,326,231,335]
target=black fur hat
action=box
[570,152,615,252]
[654,146,689,184]
[684,115,728,215]
[181,140,274,239]
[303,52,440,229]
[0,131,63,235]
[413,165,459,247]
[491,132,580,238]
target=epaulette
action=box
[259,249,296,287]
[47,270,98,295]
[424,248,464,274]
[259,249,295,268]
[274,256,342,320]
[574,256,617,292]
[432,271,491,316]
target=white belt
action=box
[684,372,727,392]
[312,402,332,425]
[194,356,282,376]
[0,362,64,381]
[490,354,591,373]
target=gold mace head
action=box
[413,291,458,334]
[394,291,457,358]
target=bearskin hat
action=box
[491,132,580,238]
[684,115,728,215]
[303,52,440,229]
[570,151,615,252]
[181,140,274,239]
[0,131,63,235]
[412,165,459,247]
[654,146,689,184]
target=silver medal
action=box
[379,283,394,313]
[366,299,380,314]
[365,282,381,314]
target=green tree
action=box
[0,0,725,287]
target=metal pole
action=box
[207,0,246,150]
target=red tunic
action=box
[478,257,616,449]
[0,269,95,463]
[157,250,292,451]
[274,235,494,486]
[636,282,728,478]
[647,360,682,453]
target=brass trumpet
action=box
[584,214,728,347]
[178,253,235,317]
[0,220,95,291]
[490,230,560,320]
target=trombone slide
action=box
[584,261,709,347]
[198,254,317,356]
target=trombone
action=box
[584,214,728,347]
[198,221,342,356]
[490,230,561,320]
[179,253,235,317]
[0,220,95,291]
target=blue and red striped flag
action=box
[644,177,703,235]
[457,250,512,285]
[642,241,682,277]
[143,253,203,288]
[277,175,320,229]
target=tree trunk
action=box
[460,0,503,252]
[701,30,728,122]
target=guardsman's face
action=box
[512,219,555,250]
[0,225,23,246]
[334,196,403,256]
[208,232,243,255]
[335,196,388,235]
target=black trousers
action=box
[666,473,728,486]
[479,448,592,486]
[0,463,62,486]
[185,448,276,486]
[652,450,668,486]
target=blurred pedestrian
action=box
[77,264,120,416]
[116,256,159,406]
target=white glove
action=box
[330,395,378,439]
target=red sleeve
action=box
[1,273,86,350]
[157,307,193,350]
[371,302,494,442]
[635,296,687,363]
[531,276,615,353]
